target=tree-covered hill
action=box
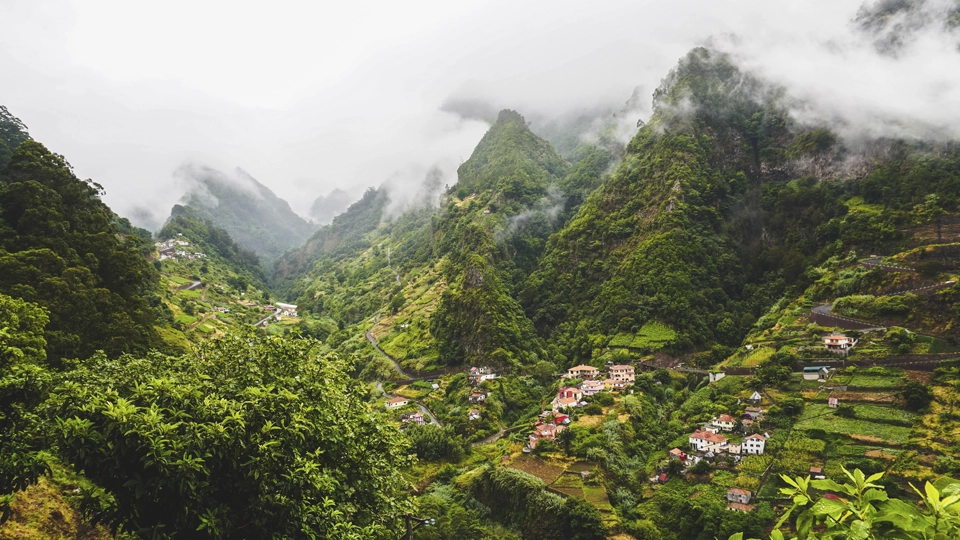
[170,166,316,268]
[523,47,960,366]
[0,140,161,362]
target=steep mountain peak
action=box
[452,109,569,205]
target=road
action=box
[366,313,412,379]
[810,303,883,331]
[368,313,441,425]
[471,426,507,447]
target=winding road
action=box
[368,313,441,425]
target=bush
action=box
[583,403,603,415]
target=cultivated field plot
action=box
[549,473,584,498]
[506,457,566,485]
[794,405,913,445]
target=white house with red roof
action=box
[689,430,729,452]
[710,414,737,432]
[385,396,410,409]
[742,433,766,455]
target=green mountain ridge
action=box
[170,166,316,268]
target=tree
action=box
[0,293,50,522]
[900,380,933,411]
[561,497,606,540]
[48,330,412,539]
[0,141,159,361]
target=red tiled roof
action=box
[744,434,766,440]
[609,364,634,370]
[386,397,408,403]
[727,502,754,512]
[690,430,728,444]
[727,488,751,496]
[717,414,736,423]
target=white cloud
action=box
[2,0,958,231]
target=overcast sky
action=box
[2,0,958,230]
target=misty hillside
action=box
[274,109,617,370]
[170,166,316,267]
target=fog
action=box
[1,0,958,230]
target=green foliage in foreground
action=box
[0,293,50,522]
[47,331,412,539]
[730,467,960,540]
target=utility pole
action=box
[401,515,435,540]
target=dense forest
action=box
[2,25,960,539]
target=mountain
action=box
[274,109,616,371]
[309,187,358,225]
[170,166,316,267]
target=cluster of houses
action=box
[527,411,570,450]
[155,237,206,261]
[466,366,498,416]
[523,363,638,451]
[262,303,298,317]
[659,396,770,481]
[555,363,637,408]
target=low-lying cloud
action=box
[2,0,960,233]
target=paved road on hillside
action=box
[368,313,442,425]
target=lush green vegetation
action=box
[0,141,161,361]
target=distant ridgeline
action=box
[273,48,960,374]
[169,166,316,269]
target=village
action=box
[155,235,207,261]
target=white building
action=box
[742,433,766,455]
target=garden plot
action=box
[506,457,566,485]
[794,404,912,445]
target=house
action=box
[275,302,298,317]
[552,396,580,411]
[385,396,409,409]
[468,409,481,421]
[742,433,766,455]
[744,407,765,420]
[401,412,425,425]
[741,419,754,432]
[828,397,839,408]
[689,430,729,452]
[746,391,763,405]
[726,488,752,505]
[810,467,826,480]
[649,473,668,484]
[263,305,276,312]
[669,448,688,461]
[557,387,583,401]
[803,366,831,381]
[528,422,564,449]
[609,364,636,382]
[710,414,737,432]
[824,333,857,355]
[469,392,487,404]
[727,502,754,513]
[610,380,631,391]
[469,366,498,385]
[565,365,600,379]
[581,380,605,396]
